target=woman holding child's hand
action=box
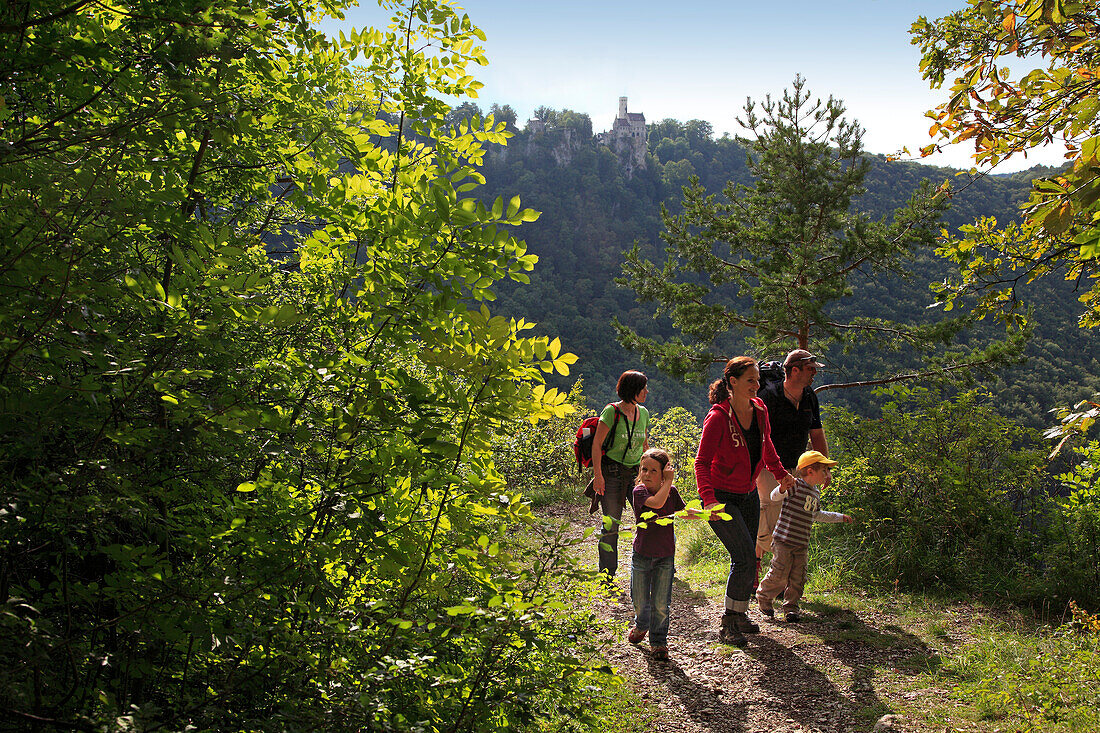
[694,356,792,647]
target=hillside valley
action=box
[461,107,1100,427]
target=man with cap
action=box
[754,349,829,588]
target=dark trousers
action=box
[597,459,631,578]
[708,489,760,611]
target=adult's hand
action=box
[594,473,605,495]
[703,502,723,521]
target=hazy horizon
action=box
[319,1,1070,174]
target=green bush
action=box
[825,388,1048,595]
[1042,441,1100,611]
[649,405,702,498]
[494,381,590,507]
[0,2,613,729]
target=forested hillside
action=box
[465,112,1100,426]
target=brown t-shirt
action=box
[631,485,686,558]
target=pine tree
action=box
[615,76,1024,386]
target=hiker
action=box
[695,356,794,647]
[592,370,650,581]
[757,450,854,622]
[756,349,829,587]
[628,448,696,661]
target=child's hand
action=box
[664,465,675,484]
[842,514,854,523]
[779,474,796,492]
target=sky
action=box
[320,0,1068,173]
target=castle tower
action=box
[597,97,647,172]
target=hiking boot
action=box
[730,611,760,634]
[718,612,747,647]
[628,627,647,644]
[785,611,801,623]
[758,605,774,618]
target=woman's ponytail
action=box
[708,378,730,404]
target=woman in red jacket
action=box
[695,356,794,647]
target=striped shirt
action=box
[771,478,847,548]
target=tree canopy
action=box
[0,0,601,730]
[914,0,1100,328]
[613,76,1021,386]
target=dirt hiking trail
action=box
[545,501,984,733]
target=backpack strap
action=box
[601,403,621,454]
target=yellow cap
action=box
[796,450,837,472]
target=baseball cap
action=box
[796,450,838,472]
[785,349,820,367]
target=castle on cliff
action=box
[597,96,647,168]
[518,96,647,172]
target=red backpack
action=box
[573,405,621,469]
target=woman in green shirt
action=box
[592,370,650,581]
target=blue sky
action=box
[321,0,1066,172]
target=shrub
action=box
[825,388,1048,594]
[1042,441,1100,610]
[494,381,589,507]
[0,2,609,728]
[648,406,702,498]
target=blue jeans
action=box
[709,489,760,612]
[597,459,632,577]
[630,553,675,647]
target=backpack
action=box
[758,359,785,394]
[573,405,621,469]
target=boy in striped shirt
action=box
[756,450,853,622]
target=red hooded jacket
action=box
[695,397,789,507]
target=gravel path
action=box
[544,501,957,733]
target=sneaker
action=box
[785,611,801,623]
[759,606,774,618]
[651,645,668,661]
[718,613,748,647]
[628,627,647,644]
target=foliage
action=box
[825,389,1048,594]
[941,614,1100,732]
[454,95,1094,424]
[494,381,588,507]
[914,0,1100,328]
[1042,441,1100,609]
[647,406,701,498]
[0,0,613,730]
[614,75,1022,389]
